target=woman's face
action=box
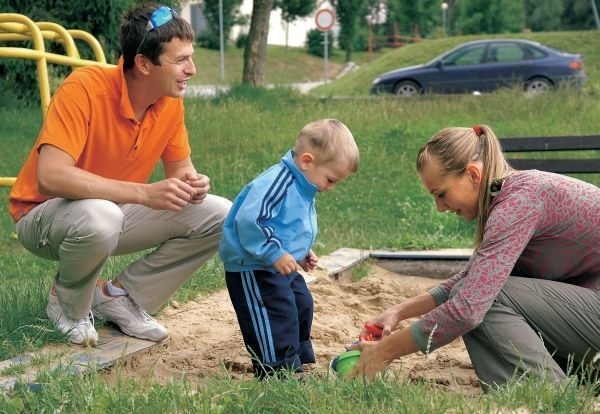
[419,157,482,221]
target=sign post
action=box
[315,8,335,83]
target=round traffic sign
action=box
[315,8,335,32]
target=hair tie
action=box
[490,178,504,197]
[472,125,482,137]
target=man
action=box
[8,3,231,346]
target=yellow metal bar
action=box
[0,13,50,117]
[0,23,109,64]
[0,13,115,188]
[0,21,36,35]
[0,47,114,68]
[36,22,79,61]
[68,30,108,63]
[0,177,17,187]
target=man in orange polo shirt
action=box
[8,3,231,346]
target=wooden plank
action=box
[0,325,164,391]
[377,259,468,279]
[317,247,371,276]
[506,158,600,173]
[499,135,600,152]
[370,249,472,279]
[370,249,472,260]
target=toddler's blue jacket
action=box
[219,150,318,272]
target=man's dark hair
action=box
[120,3,195,70]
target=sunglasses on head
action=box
[136,6,177,56]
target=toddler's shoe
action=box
[92,282,168,342]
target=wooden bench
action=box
[499,135,600,173]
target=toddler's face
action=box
[303,159,354,192]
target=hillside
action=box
[309,30,600,97]
[190,44,384,86]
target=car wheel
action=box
[524,77,551,94]
[393,81,420,97]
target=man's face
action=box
[150,37,196,98]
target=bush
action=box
[196,31,224,50]
[235,33,247,49]
[352,28,370,52]
[306,28,335,58]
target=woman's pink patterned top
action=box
[410,170,600,352]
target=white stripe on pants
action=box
[15,195,231,319]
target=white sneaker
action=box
[92,282,168,342]
[46,287,98,346]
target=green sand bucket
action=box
[330,350,361,377]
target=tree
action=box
[198,0,243,50]
[456,0,522,34]
[242,0,274,86]
[274,0,317,50]
[333,0,367,62]
[526,0,564,31]
[561,0,600,30]
[390,0,440,38]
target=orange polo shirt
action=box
[8,59,191,222]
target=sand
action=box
[102,263,481,395]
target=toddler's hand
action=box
[274,253,300,275]
[298,249,318,271]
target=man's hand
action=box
[274,253,300,275]
[144,178,197,211]
[182,172,210,204]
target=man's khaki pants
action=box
[16,195,231,319]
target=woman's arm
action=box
[345,292,437,379]
[360,292,437,338]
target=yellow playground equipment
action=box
[0,12,116,187]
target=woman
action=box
[349,125,599,392]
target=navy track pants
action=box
[226,269,315,378]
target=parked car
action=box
[370,39,586,96]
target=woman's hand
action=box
[358,307,403,340]
[358,292,438,339]
[345,340,392,380]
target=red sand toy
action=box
[359,323,383,342]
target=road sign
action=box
[315,8,335,32]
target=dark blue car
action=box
[370,39,586,96]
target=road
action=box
[185,81,326,98]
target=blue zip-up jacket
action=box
[219,150,318,272]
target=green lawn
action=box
[1,30,599,412]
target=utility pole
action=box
[219,0,225,81]
[592,0,600,30]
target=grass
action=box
[1,30,599,411]
[1,365,598,413]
